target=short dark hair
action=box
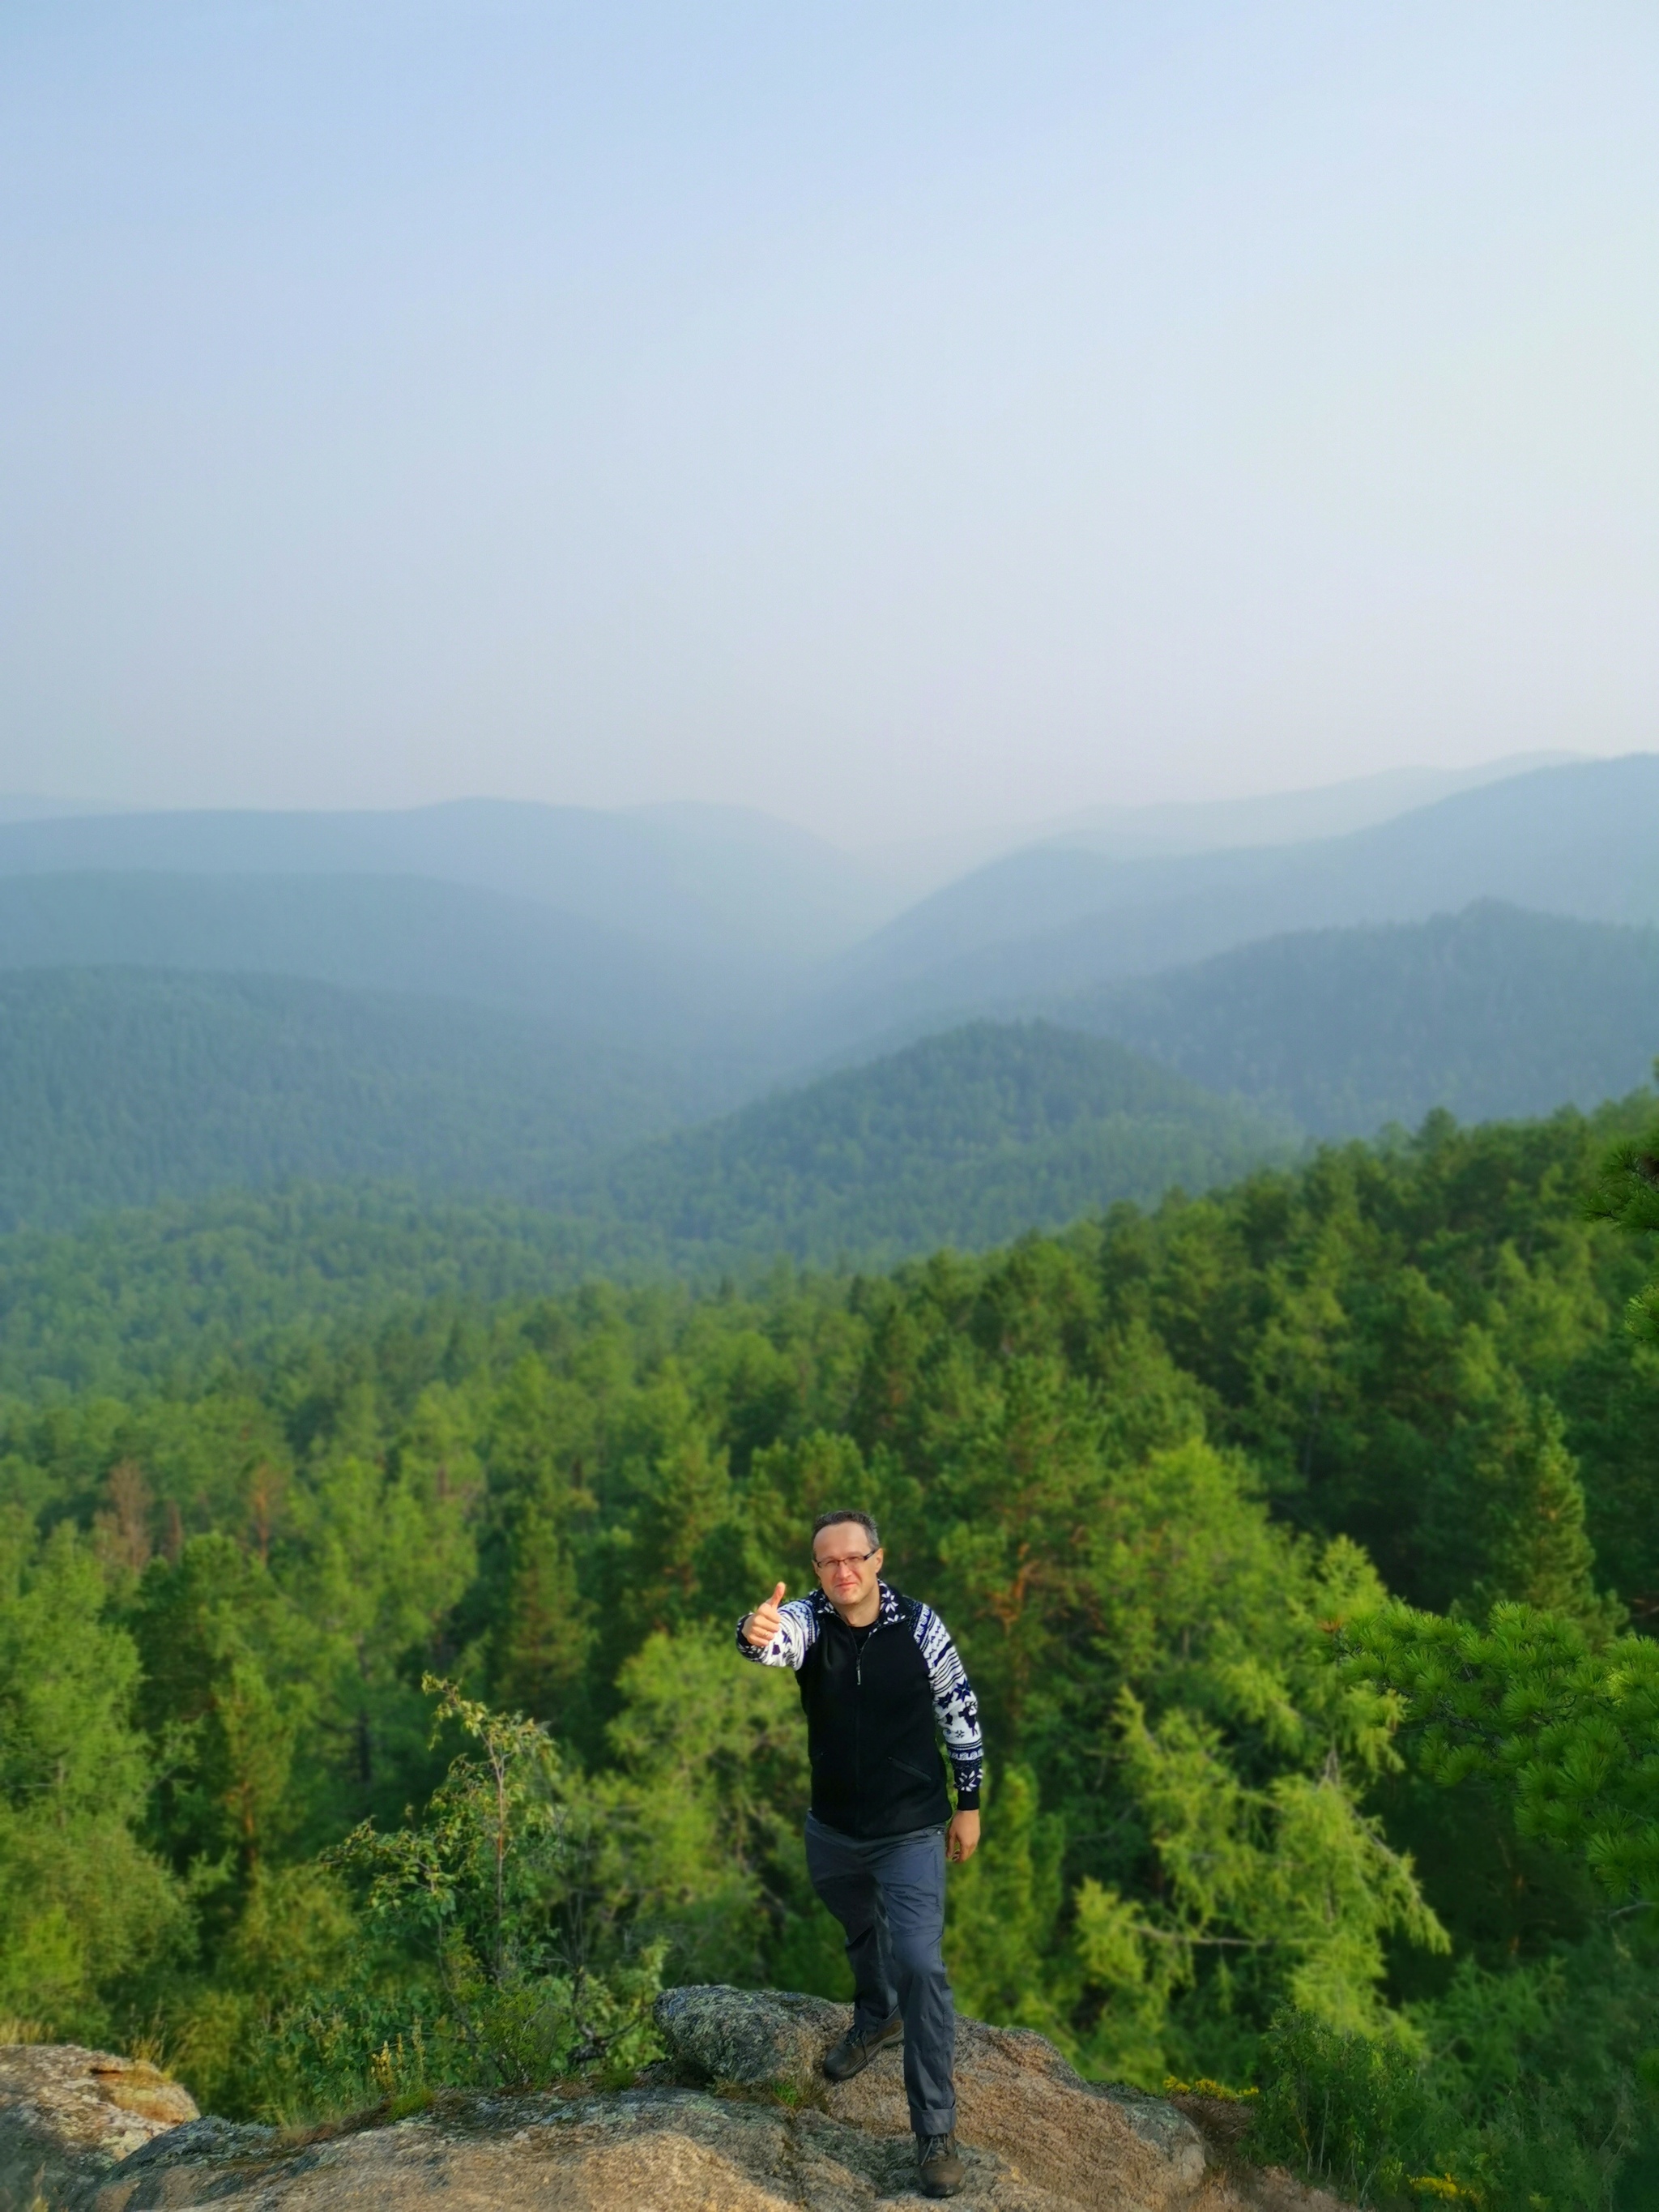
[811,1509,880,1557]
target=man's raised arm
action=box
[736,1580,818,1668]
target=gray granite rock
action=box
[654,1984,1208,2210]
[0,2045,198,2212]
[654,1983,850,2090]
[2,1992,1352,2212]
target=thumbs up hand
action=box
[744,1582,788,1648]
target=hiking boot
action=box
[821,2010,903,2082]
[917,2130,966,2198]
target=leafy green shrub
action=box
[236,1680,663,2123]
[1256,1943,1659,2212]
[1408,1939,1659,2212]
[1252,2011,1430,2204]
[254,1954,664,2120]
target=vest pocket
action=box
[888,1753,935,1783]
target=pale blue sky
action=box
[3,3,1656,843]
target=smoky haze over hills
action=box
[788,754,1659,1060]
[1026,751,1579,859]
[0,800,900,969]
[0,754,1654,1255]
[0,871,771,1059]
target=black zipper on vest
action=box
[854,1621,862,1823]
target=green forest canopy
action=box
[0,966,713,1231]
[0,984,1290,1267]
[587,1020,1294,1266]
[5,1092,1659,2204]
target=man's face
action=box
[811,1522,884,1615]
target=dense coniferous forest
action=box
[0,1185,612,1395]
[0,968,710,1229]
[586,1023,1294,1264]
[7,740,1659,2210]
[0,983,1290,1243]
[1068,900,1659,1136]
[6,1090,1659,2204]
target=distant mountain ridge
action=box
[8,902,1644,1246]
[0,799,895,967]
[0,967,724,1232]
[1,756,1657,1256]
[1064,901,1659,1138]
[0,871,777,1061]
[0,754,1631,1006]
[1032,750,1577,859]
[781,753,1659,1057]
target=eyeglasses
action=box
[812,1548,879,1577]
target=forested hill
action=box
[582,1020,1294,1266]
[0,974,1289,1257]
[1063,900,1659,1137]
[6,1093,1659,2204]
[0,967,719,1230]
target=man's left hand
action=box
[945,1810,980,1864]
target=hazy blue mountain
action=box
[781,754,1659,1057]
[0,871,783,1060]
[0,758,1572,978]
[9,757,1655,1127]
[0,794,134,824]
[585,1020,1295,1266]
[1030,751,1576,860]
[0,967,733,1231]
[1063,902,1659,1138]
[0,798,893,967]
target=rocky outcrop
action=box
[0,2047,198,2210]
[656,1984,1207,2207]
[1,1989,1350,2211]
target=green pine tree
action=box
[0,1522,187,2035]
[494,1505,591,1723]
[1465,1384,1619,1638]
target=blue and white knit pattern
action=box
[737,1580,984,1800]
[909,1597,983,1796]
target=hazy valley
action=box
[2,753,1655,1257]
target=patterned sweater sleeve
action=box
[735,1597,820,1670]
[912,1603,984,1810]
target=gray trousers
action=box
[804,1813,956,2136]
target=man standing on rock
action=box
[737,1510,982,2201]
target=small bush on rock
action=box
[237,1680,663,2123]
